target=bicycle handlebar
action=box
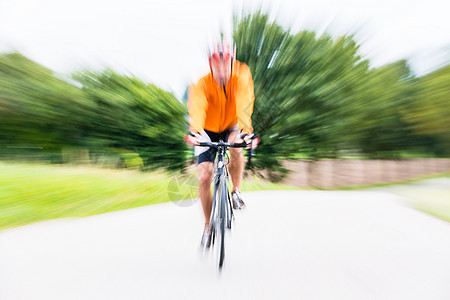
[195,134,258,165]
[198,141,248,148]
[198,140,257,165]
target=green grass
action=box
[241,177,300,191]
[0,162,297,231]
[2,161,447,230]
[410,190,450,222]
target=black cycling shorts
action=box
[198,128,235,164]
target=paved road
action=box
[366,177,450,194]
[1,190,450,300]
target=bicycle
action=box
[198,138,255,269]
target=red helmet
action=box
[208,37,236,68]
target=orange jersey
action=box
[188,61,254,134]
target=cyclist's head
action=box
[208,37,236,85]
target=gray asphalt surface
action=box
[1,189,450,300]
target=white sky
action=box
[0,0,449,98]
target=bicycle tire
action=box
[217,177,226,268]
[226,190,232,229]
[206,180,219,252]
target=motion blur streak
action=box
[1,11,449,232]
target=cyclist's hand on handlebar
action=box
[240,132,254,149]
[184,131,201,147]
[240,132,260,150]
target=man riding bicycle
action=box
[184,38,255,248]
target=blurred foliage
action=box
[73,69,188,170]
[0,53,188,170]
[404,65,450,155]
[0,53,86,153]
[233,11,450,172]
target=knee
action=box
[229,148,243,161]
[198,164,213,187]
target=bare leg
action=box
[227,130,244,192]
[198,162,214,225]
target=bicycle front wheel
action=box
[217,177,227,268]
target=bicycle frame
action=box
[199,140,247,267]
[209,142,233,229]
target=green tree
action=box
[0,53,91,161]
[74,69,189,169]
[233,12,372,172]
[0,52,189,169]
[405,64,450,155]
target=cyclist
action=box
[184,37,255,248]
